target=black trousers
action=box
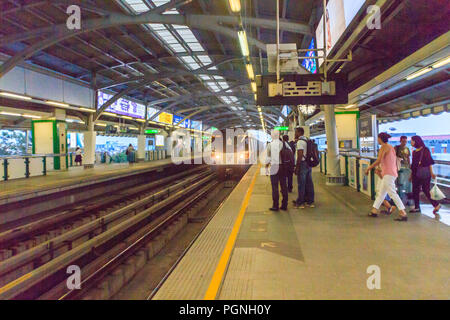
[412,177,439,209]
[270,172,288,209]
[287,172,294,192]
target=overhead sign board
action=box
[256,73,348,106]
[274,126,289,131]
[173,115,190,128]
[158,112,173,125]
[145,129,159,135]
[98,91,146,119]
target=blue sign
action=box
[301,39,317,74]
[173,115,190,128]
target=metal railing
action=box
[319,151,450,199]
[0,150,169,181]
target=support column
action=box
[137,125,146,162]
[324,105,345,185]
[83,114,96,169]
[298,112,305,126]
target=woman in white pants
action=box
[365,133,408,222]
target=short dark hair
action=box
[400,136,407,141]
[378,132,391,143]
[296,127,304,135]
[282,135,289,142]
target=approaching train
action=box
[209,128,263,178]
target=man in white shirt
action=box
[293,127,315,209]
[266,131,291,211]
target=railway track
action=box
[0,166,218,299]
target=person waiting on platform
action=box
[75,147,83,166]
[293,127,315,209]
[283,135,296,193]
[365,133,408,221]
[266,131,291,212]
[395,136,413,207]
[126,144,136,163]
[409,135,441,215]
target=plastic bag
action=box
[430,180,446,201]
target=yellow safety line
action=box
[204,164,260,300]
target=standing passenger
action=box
[126,144,135,163]
[266,131,289,211]
[409,135,441,215]
[293,127,315,209]
[365,133,408,221]
[283,135,295,193]
[75,147,82,166]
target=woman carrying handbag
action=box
[410,136,441,215]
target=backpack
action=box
[280,141,295,174]
[300,137,320,168]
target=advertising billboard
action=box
[301,38,318,74]
[155,135,165,147]
[191,120,202,131]
[98,91,146,119]
[158,112,173,125]
[173,115,191,128]
[147,107,158,120]
[315,0,366,66]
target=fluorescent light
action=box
[432,56,450,69]
[103,112,118,117]
[406,67,432,81]
[0,92,32,100]
[136,119,146,122]
[0,111,21,116]
[95,123,107,127]
[238,30,250,57]
[122,116,133,120]
[80,107,95,113]
[23,114,42,119]
[251,82,257,93]
[228,0,241,12]
[345,104,356,109]
[45,100,70,107]
[246,63,255,80]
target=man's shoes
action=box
[269,207,279,212]
[307,203,315,208]
[280,206,288,211]
[394,216,408,222]
[409,208,421,213]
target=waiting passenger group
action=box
[266,129,442,222]
[266,127,315,212]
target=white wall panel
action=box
[25,69,64,101]
[63,80,93,108]
[0,66,26,93]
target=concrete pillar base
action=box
[326,175,346,186]
[84,164,94,169]
[136,158,145,163]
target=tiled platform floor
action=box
[154,165,449,300]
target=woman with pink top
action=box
[365,133,408,222]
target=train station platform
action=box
[153,165,450,300]
[0,159,178,205]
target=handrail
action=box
[0,153,72,160]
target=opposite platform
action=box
[154,166,450,300]
[0,159,177,205]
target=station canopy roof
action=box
[0,0,448,130]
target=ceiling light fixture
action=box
[0,92,32,100]
[432,56,450,69]
[238,30,250,57]
[228,0,241,12]
[0,111,21,117]
[22,114,42,119]
[406,67,432,81]
[45,100,70,107]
